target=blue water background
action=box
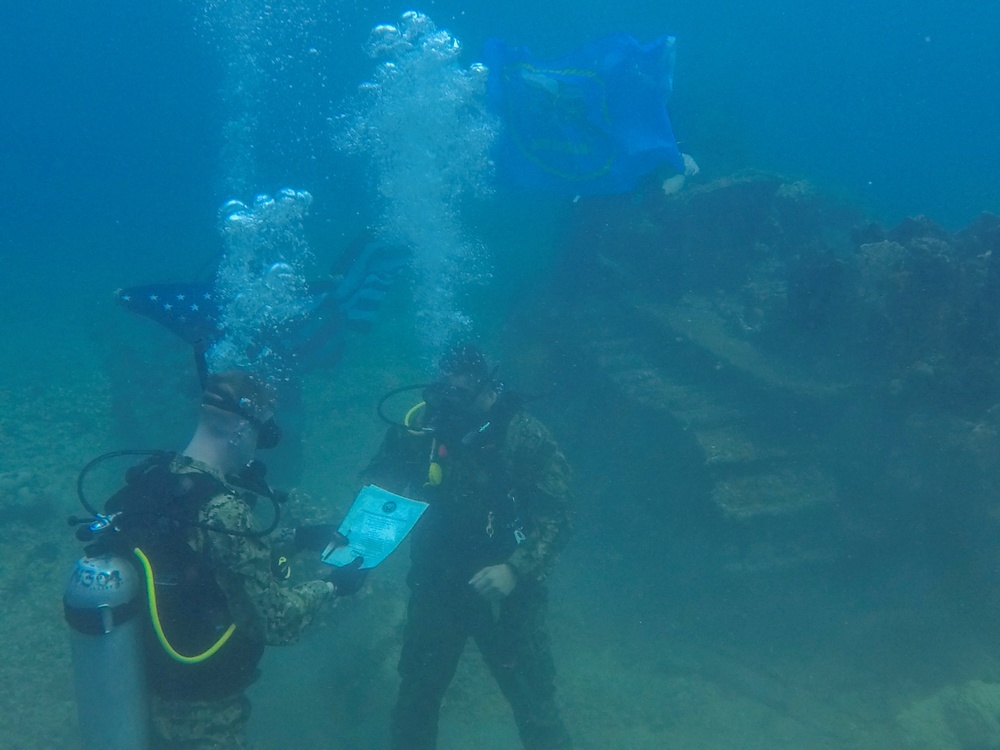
[3,1,998,259]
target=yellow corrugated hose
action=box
[133,547,235,664]
[403,401,442,484]
[403,401,426,433]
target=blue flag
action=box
[484,34,684,195]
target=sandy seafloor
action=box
[4,201,1000,750]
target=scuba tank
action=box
[64,452,163,750]
[64,544,150,750]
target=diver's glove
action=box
[295,524,344,553]
[327,557,368,597]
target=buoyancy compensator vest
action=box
[104,453,266,700]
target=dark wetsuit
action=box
[363,398,574,750]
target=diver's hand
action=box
[295,525,346,553]
[682,152,700,177]
[469,564,517,602]
[327,557,368,597]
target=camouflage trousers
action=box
[150,692,251,750]
[391,581,572,750]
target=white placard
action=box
[320,485,428,570]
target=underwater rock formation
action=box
[569,175,1000,411]
[547,173,1000,575]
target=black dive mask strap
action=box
[202,394,282,450]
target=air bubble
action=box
[207,189,315,379]
[335,12,497,351]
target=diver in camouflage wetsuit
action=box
[363,345,574,750]
[106,370,363,749]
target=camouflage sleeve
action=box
[197,492,332,646]
[503,412,574,582]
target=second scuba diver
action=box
[364,344,575,750]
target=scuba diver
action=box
[365,344,575,749]
[65,369,366,749]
